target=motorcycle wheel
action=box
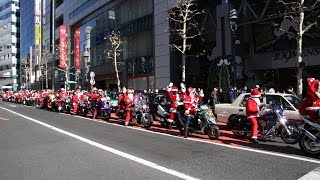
[141,113,153,129]
[207,125,220,140]
[83,109,88,117]
[299,134,320,155]
[104,112,111,122]
[280,122,300,144]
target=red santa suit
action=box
[167,86,179,123]
[124,90,134,125]
[245,88,261,141]
[299,78,320,123]
[72,92,80,114]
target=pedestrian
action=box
[218,88,224,103]
[239,86,248,94]
[287,86,297,97]
[227,86,235,103]
[208,88,218,113]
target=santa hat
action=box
[171,86,178,92]
[251,88,261,98]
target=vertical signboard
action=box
[34,0,41,46]
[74,28,81,69]
[59,25,67,69]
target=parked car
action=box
[215,93,302,124]
[107,92,119,112]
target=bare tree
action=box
[106,31,124,92]
[168,0,203,82]
[20,59,30,90]
[40,53,53,89]
[277,0,320,98]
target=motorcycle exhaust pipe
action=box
[232,130,251,133]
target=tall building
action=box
[49,0,154,90]
[0,0,20,91]
[20,0,46,90]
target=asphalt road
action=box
[0,101,319,180]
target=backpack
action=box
[246,98,258,113]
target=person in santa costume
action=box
[299,78,320,123]
[183,87,197,138]
[245,88,261,143]
[166,83,179,123]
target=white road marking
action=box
[299,167,320,179]
[4,104,320,165]
[60,111,320,164]
[0,117,9,121]
[9,105,16,107]
[0,106,199,180]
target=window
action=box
[266,95,294,111]
[239,95,250,107]
[284,95,301,110]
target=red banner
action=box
[74,28,81,69]
[59,25,67,69]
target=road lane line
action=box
[0,106,199,180]
[0,117,9,120]
[9,105,16,107]
[299,166,320,179]
[3,104,320,164]
[59,111,320,164]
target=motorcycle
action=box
[99,99,111,121]
[181,104,220,140]
[227,102,300,144]
[299,115,320,155]
[131,100,153,129]
[62,97,71,114]
[155,102,183,130]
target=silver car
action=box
[215,93,301,124]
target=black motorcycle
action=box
[227,103,300,144]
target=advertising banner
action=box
[74,28,81,69]
[59,25,67,69]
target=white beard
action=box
[253,97,260,106]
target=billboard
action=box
[59,25,67,69]
[74,28,81,69]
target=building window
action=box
[55,0,64,8]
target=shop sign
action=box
[273,47,320,62]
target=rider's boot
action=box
[184,127,188,138]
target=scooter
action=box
[184,104,220,140]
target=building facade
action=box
[49,0,154,91]
[0,0,20,91]
[20,0,46,90]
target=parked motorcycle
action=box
[132,100,153,129]
[100,99,111,121]
[61,97,71,114]
[299,115,320,155]
[182,104,220,140]
[227,102,300,144]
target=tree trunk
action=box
[182,19,187,83]
[296,10,304,99]
[114,51,121,92]
[45,63,48,89]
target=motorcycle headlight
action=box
[142,104,147,109]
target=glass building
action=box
[0,0,20,91]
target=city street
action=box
[0,101,320,180]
